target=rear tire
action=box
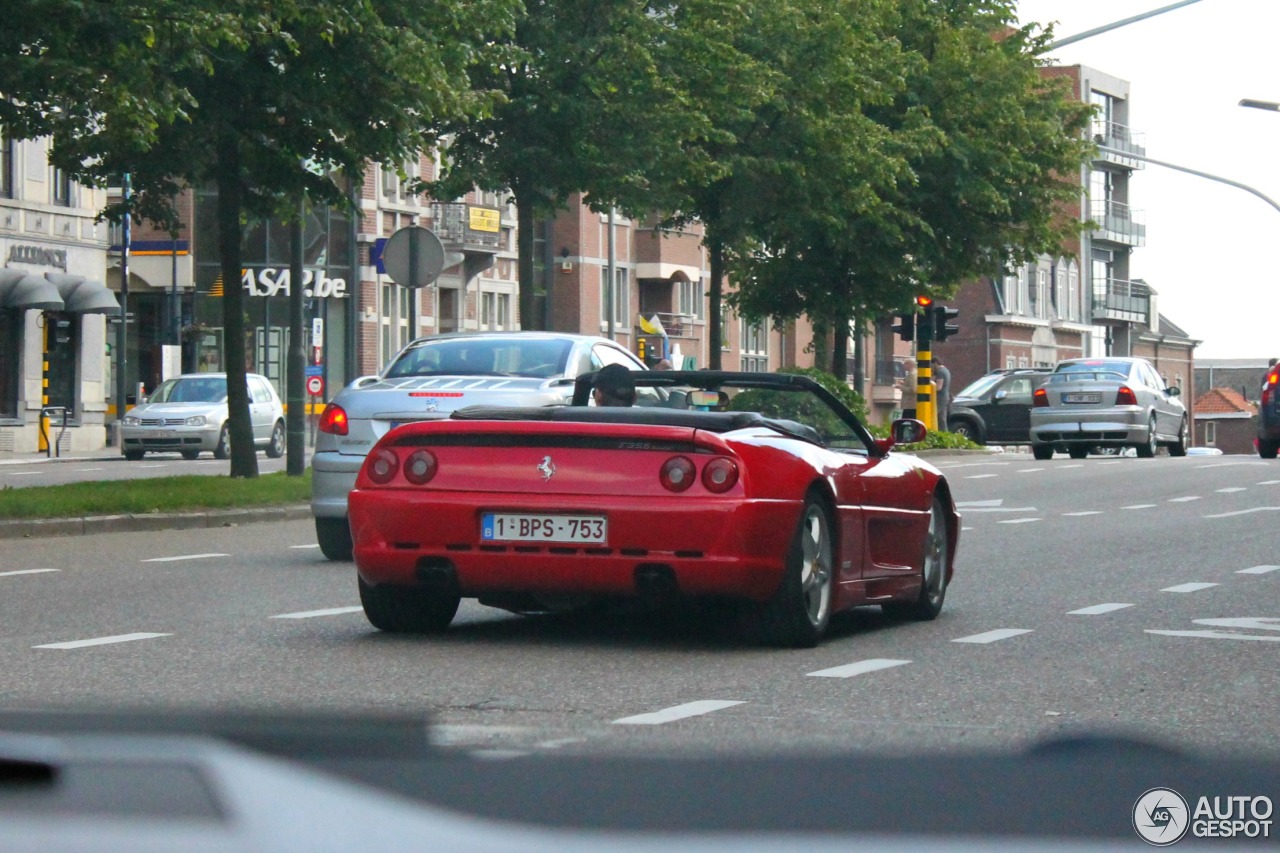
[1260,439,1279,460]
[123,449,145,461]
[359,576,459,633]
[757,495,834,648]
[180,449,201,460]
[1168,418,1188,457]
[1136,416,1157,458]
[1032,445,1053,461]
[882,496,948,621]
[1067,446,1088,460]
[315,516,354,561]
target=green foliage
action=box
[0,471,311,520]
[776,366,869,424]
[866,424,984,452]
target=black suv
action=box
[1259,364,1280,458]
[947,369,1052,445]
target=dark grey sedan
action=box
[1029,357,1188,460]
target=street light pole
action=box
[1047,0,1204,49]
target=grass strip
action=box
[0,471,311,520]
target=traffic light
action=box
[54,319,72,344]
[932,304,960,341]
[891,312,915,342]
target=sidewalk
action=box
[0,449,125,466]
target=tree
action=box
[731,0,1093,370]
[2,0,520,476]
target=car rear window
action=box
[1055,360,1131,376]
[385,338,575,379]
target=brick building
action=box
[1192,387,1256,455]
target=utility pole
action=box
[114,174,131,444]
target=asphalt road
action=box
[1,452,1276,763]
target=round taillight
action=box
[701,457,739,493]
[403,449,437,485]
[659,456,696,492]
[318,403,348,435]
[366,448,400,484]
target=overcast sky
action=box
[1013,0,1280,360]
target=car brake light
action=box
[701,457,739,493]
[318,403,348,436]
[366,448,399,485]
[403,449,437,485]
[1115,386,1138,406]
[659,456,696,492]
[1033,388,1048,408]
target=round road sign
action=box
[306,375,324,396]
[381,225,445,288]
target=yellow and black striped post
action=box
[916,345,935,431]
[38,319,50,453]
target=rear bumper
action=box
[311,451,364,518]
[1030,410,1147,447]
[349,489,801,601]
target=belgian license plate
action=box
[144,430,172,438]
[481,513,607,544]
[1063,393,1101,404]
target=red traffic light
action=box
[914,295,933,308]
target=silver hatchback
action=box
[119,373,286,461]
[310,332,647,560]
[1029,357,1188,460]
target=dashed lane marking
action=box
[1057,464,1084,469]
[613,700,745,725]
[34,632,171,650]
[1259,480,1280,486]
[1238,565,1280,574]
[1167,496,1201,502]
[141,553,229,563]
[1160,582,1219,593]
[271,606,364,619]
[1216,487,1247,493]
[289,544,321,550]
[1204,507,1280,519]
[807,659,911,678]
[1062,511,1103,516]
[0,568,60,578]
[1068,603,1134,615]
[1016,468,1045,474]
[952,629,1032,644]
[1096,461,1124,466]
[964,474,999,479]
[1122,504,1157,510]
[73,467,103,472]
[1147,630,1280,643]
[997,518,1041,525]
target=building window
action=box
[481,290,510,331]
[599,267,630,329]
[0,133,12,199]
[1067,265,1079,322]
[51,165,71,206]
[1205,422,1216,446]
[380,282,411,365]
[678,277,705,321]
[740,317,768,371]
[1006,355,1016,370]
[1018,357,1028,369]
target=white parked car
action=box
[311,332,647,560]
[119,373,286,462]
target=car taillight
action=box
[1033,388,1048,408]
[659,456,696,492]
[366,448,399,484]
[318,403,348,436]
[1115,386,1138,406]
[403,449,437,485]
[701,457,739,493]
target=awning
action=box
[46,272,121,314]
[0,268,64,311]
[634,262,702,283]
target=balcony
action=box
[640,311,700,340]
[1091,278,1150,324]
[1092,120,1145,170]
[1090,199,1146,247]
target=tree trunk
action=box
[516,191,540,331]
[831,317,849,380]
[810,320,829,376]
[708,234,723,370]
[216,141,257,478]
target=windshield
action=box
[954,373,1004,399]
[383,337,575,379]
[147,376,227,404]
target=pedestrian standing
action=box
[932,355,951,429]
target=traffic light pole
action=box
[915,314,935,432]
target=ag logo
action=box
[1134,788,1190,846]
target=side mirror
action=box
[1167,386,1181,397]
[993,389,1008,402]
[878,418,927,453]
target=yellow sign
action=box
[468,207,500,233]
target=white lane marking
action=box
[961,526,974,531]
[1068,603,1134,615]
[807,659,911,679]
[932,462,1012,470]
[0,471,39,476]
[1096,461,1124,466]
[1057,464,1083,469]
[141,553,229,563]
[963,507,1039,513]
[1062,511,1102,517]
[0,568,60,578]
[1216,487,1247,493]
[964,474,999,479]
[1122,504,1156,510]
[34,632,171,650]
[1167,496,1201,503]
[1016,468,1044,474]
[1259,480,1280,486]
[271,606,363,619]
[997,518,1041,525]
[1238,565,1280,575]
[952,629,1032,644]
[1205,507,1280,519]
[956,499,1003,507]
[289,544,321,550]
[1161,582,1219,593]
[1195,618,1280,632]
[73,467,103,472]
[1197,461,1268,469]
[139,463,168,469]
[613,700,745,725]
[1146,630,1280,643]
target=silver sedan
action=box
[1029,357,1188,460]
[310,332,648,560]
